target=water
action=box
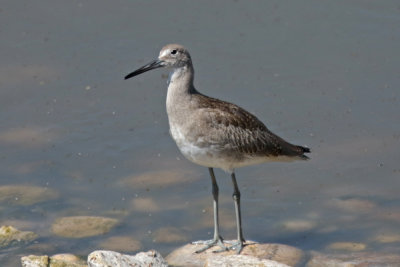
[1,0,400,265]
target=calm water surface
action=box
[1,1,400,265]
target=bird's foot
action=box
[192,236,228,253]
[224,239,245,254]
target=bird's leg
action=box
[226,172,246,254]
[193,168,227,253]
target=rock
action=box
[280,219,317,232]
[21,254,86,267]
[50,253,87,266]
[330,198,376,213]
[131,197,160,212]
[0,127,56,148]
[0,225,38,249]
[21,255,49,267]
[166,242,305,267]
[374,232,400,243]
[88,250,168,267]
[205,255,291,267]
[153,226,188,243]
[0,185,58,206]
[326,242,366,252]
[306,251,400,267]
[52,216,118,238]
[118,169,199,190]
[98,236,142,252]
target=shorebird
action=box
[124,44,310,254]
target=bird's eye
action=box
[171,50,177,55]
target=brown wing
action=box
[194,94,310,158]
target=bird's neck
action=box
[167,64,195,92]
[166,64,196,102]
[166,64,197,122]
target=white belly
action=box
[169,125,275,172]
[170,125,219,166]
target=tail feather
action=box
[298,145,310,160]
[300,146,310,153]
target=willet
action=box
[124,44,310,254]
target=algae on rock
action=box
[0,225,38,249]
[52,216,118,238]
[0,185,58,206]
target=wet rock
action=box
[153,226,188,243]
[118,169,199,189]
[0,225,38,249]
[52,216,118,238]
[374,232,400,243]
[98,236,142,252]
[131,197,160,212]
[280,219,317,232]
[0,126,56,148]
[88,250,167,267]
[21,254,86,267]
[0,185,58,206]
[21,255,49,267]
[330,198,376,213]
[205,255,291,267]
[166,242,304,267]
[306,251,400,267]
[326,242,366,251]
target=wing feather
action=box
[194,94,309,158]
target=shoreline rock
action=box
[21,253,86,267]
[88,250,167,267]
[166,241,305,267]
[20,242,400,267]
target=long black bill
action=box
[124,59,164,80]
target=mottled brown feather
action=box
[193,92,310,159]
